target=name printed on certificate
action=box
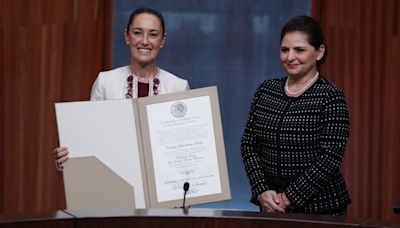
[146,96,222,202]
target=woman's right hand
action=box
[259,190,285,213]
[52,146,69,170]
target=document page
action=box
[146,96,222,202]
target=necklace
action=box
[126,66,160,98]
[285,72,319,97]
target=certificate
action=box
[146,96,221,202]
[139,86,231,208]
[55,86,230,209]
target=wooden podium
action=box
[1,209,399,228]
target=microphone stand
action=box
[182,182,190,210]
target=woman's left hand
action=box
[259,190,285,213]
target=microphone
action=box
[182,182,190,209]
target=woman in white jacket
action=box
[53,7,189,169]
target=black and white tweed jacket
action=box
[241,76,351,214]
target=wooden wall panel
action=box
[313,0,400,220]
[0,0,4,213]
[0,0,113,213]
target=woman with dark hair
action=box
[53,7,189,168]
[241,16,351,216]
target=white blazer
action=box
[90,66,190,101]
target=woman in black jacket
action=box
[241,15,351,216]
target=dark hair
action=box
[126,7,165,36]
[280,16,327,66]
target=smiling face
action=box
[124,13,166,67]
[280,31,325,79]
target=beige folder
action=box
[56,86,231,210]
[63,156,135,209]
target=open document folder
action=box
[55,86,231,209]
